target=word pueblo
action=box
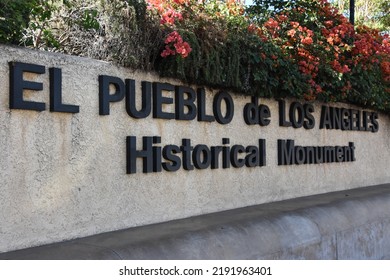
[99,76,235,124]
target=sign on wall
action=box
[8,61,379,174]
[0,46,388,253]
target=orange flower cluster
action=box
[255,0,389,100]
[317,0,341,19]
[264,18,280,38]
[319,16,354,74]
[382,60,390,82]
[262,15,324,98]
[286,21,314,46]
[161,31,192,58]
[248,23,268,41]
[147,0,389,107]
[352,27,390,67]
[148,0,246,60]
[147,0,185,25]
[147,0,192,58]
[297,48,322,97]
[380,37,390,82]
[226,0,245,16]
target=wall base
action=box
[1,183,390,260]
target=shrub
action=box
[0,0,38,44]
[2,0,389,113]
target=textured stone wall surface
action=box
[1,184,390,259]
[1,44,390,252]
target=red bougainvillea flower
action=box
[301,37,313,45]
[290,21,300,29]
[161,31,192,58]
[381,61,390,82]
[287,29,296,38]
[264,18,280,32]
[147,0,193,59]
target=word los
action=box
[279,100,315,129]
[126,136,266,174]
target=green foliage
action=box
[247,0,319,23]
[80,9,100,30]
[24,0,59,48]
[0,0,37,44]
[347,64,390,111]
[330,0,390,31]
[1,0,389,114]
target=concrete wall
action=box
[1,44,390,253]
[2,184,390,259]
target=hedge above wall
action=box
[1,0,389,113]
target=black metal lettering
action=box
[330,107,342,130]
[336,146,344,162]
[320,106,332,129]
[324,146,336,162]
[153,82,175,119]
[222,138,230,168]
[305,146,315,164]
[126,136,154,174]
[315,147,324,163]
[278,100,292,127]
[243,96,259,125]
[259,104,271,126]
[303,103,315,129]
[278,139,294,165]
[350,109,360,131]
[370,112,379,132]
[289,102,304,128]
[295,146,305,164]
[193,145,211,169]
[362,111,369,131]
[125,80,151,119]
[49,68,79,113]
[162,145,181,172]
[197,88,215,122]
[245,146,259,167]
[152,136,162,172]
[213,91,234,124]
[99,75,125,115]
[175,86,197,120]
[231,145,245,168]
[9,61,46,111]
[349,142,356,161]
[341,108,351,130]
[181,139,194,170]
[211,146,223,169]
[259,139,266,166]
